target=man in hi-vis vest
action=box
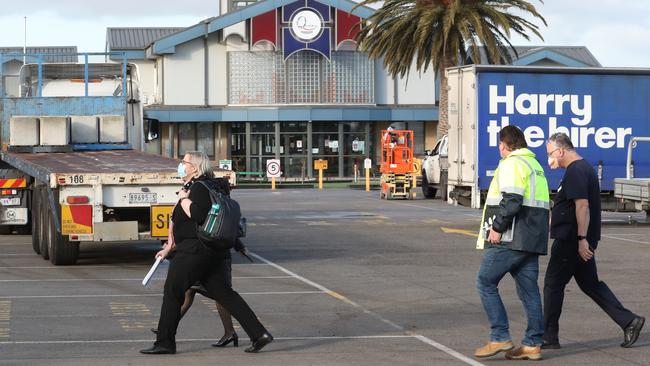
[474,126,550,361]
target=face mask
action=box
[547,157,559,169]
[177,162,187,178]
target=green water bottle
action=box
[204,203,220,234]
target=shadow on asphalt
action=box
[540,336,649,359]
[75,241,162,266]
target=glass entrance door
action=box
[280,122,307,179]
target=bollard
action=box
[271,176,276,191]
[318,168,323,190]
[412,173,417,198]
[365,168,370,192]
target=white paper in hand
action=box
[142,256,163,286]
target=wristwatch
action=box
[577,235,587,241]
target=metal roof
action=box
[470,46,601,67]
[453,64,650,76]
[106,27,185,50]
[0,46,78,63]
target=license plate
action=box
[0,197,20,206]
[151,205,173,237]
[129,193,157,204]
[0,208,28,225]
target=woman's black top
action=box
[172,176,230,259]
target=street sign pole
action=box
[365,168,370,192]
[318,168,323,190]
[364,158,372,192]
[314,159,328,191]
[266,159,281,191]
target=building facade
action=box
[107,0,438,179]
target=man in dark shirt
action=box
[543,132,644,349]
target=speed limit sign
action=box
[266,159,281,178]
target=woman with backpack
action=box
[152,242,250,348]
[150,178,252,348]
[140,151,273,355]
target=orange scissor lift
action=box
[379,129,419,200]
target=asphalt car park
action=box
[0,189,648,365]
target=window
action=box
[229,51,374,104]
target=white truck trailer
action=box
[0,53,234,264]
[446,65,650,208]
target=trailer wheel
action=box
[31,189,41,254]
[39,190,50,260]
[46,207,79,266]
[421,172,436,199]
[440,170,448,202]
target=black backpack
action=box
[195,179,241,250]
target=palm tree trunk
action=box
[437,53,456,137]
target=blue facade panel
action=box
[221,109,248,121]
[282,0,304,22]
[248,108,280,120]
[311,108,342,120]
[145,106,438,122]
[278,109,310,120]
[341,108,370,120]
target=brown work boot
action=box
[504,345,542,360]
[474,340,514,358]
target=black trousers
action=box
[543,239,636,343]
[155,249,267,349]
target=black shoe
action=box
[244,332,273,353]
[150,328,158,335]
[621,316,645,348]
[541,340,561,349]
[212,332,239,347]
[139,345,176,354]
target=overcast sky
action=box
[0,0,648,67]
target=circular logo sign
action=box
[291,9,322,41]
[266,159,281,178]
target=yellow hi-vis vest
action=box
[477,148,550,250]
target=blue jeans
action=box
[477,246,543,346]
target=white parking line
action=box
[0,291,324,299]
[0,276,294,283]
[602,234,650,245]
[249,252,486,366]
[0,264,272,270]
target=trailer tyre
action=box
[39,190,50,260]
[46,208,79,266]
[440,170,448,202]
[421,171,436,199]
[31,189,41,254]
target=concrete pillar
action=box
[338,122,344,178]
[245,122,251,172]
[307,121,313,178]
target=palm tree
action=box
[355,0,546,136]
